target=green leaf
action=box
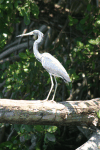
[76,41,84,48]
[80,19,86,24]
[97,110,100,118]
[19,53,28,59]
[20,125,25,133]
[85,44,93,51]
[88,39,96,45]
[72,51,76,57]
[73,18,78,24]
[20,8,25,16]
[92,62,95,69]
[24,68,28,72]
[68,15,78,26]
[96,20,100,25]
[88,37,100,45]
[31,3,39,19]
[13,140,18,144]
[95,36,100,45]
[68,22,73,26]
[24,13,30,25]
[94,20,100,26]
[68,15,74,26]
[24,125,33,132]
[0,0,4,4]
[14,124,21,132]
[7,85,11,89]
[45,126,57,133]
[68,15,73,21]
[34,125,44,132]
[14,1,18,8]
[87,4,91,11]
[45,132,56,142]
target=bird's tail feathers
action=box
[63,77,71,83]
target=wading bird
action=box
[17,30,71,101]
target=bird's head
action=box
[16,30,44,39]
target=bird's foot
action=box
[43,99,48,101]
[50,99,54,102]
[49,99,56,103]
[43,99,56,102]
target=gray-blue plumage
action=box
[17,30,71,101]
[41,53,70,82]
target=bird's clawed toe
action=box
[43,99,56,102]
[43,99,49,101]
[50,99,56,103]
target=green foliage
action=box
[0,136,27,150]
[0,2,100,149]
[16,1,39,25]
[68,4,100,82]
[45,125,57,133]
[88,37,100,45]
[13,124,58,149]
[68,15,78,26]
[97,110,100,118]
[0,34,7,50]
[45,132,56,142]
[2,49,42,99]
[0,0,39,50]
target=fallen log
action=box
[0,98,99,126]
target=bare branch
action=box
[0,40,33,59]
[0,81,5,88]
[76,129,100,150]
[0,55,20,64]
[0,98,99,126]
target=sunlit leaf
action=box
[76,41,84,48]
[46,126,57,133]
[7,85,11,89]
[94,20,100,26]
[24,68,28,72]
[88,39,96,45]
[97,110,100,118]
[88,37,100,45]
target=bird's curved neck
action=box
[33,33,42,62]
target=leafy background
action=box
[0,0,100,149]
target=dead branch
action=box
[0,40,33,59]
[0,55,20,64]
[0,81,5,88]
[76,129,100,150]
[0,98,99,126]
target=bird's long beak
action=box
[16,31,34,37]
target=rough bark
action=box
[0,41,33,60]
[0,98,99,126]
[76,129,100,150]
